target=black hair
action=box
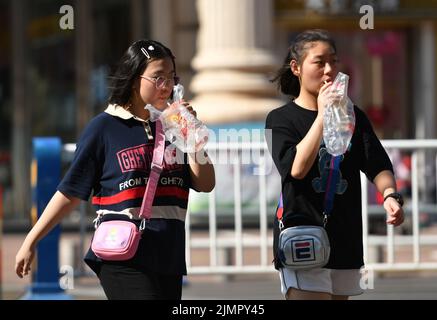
[271,29,337,97]
[108,39,177,106]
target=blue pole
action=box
[21,137,72,300]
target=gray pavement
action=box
[3,233,437,300]
[4,272,437,300]
[182,274,437,300]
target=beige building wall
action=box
[151,0,282,125]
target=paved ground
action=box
[3,233,437,300]
[183,273,437,300]
[4,273,437,300]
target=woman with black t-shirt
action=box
[15,40,215,300]
[265,29,404,300]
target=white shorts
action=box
[279,267,364,297]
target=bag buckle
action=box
[151,162,163,174]
[93,214,103,229]
[139,218,149,232]
[278,219,284,231]
[323,212,328,228]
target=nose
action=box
[157,81,169,91]
[324,62,337,77]
[324,62,333,73]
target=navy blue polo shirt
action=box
[58,104,194,275]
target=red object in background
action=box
[376,153,412,205]
[402,155,411,170]
[376,181,409,205]
[366,32,401,56]
[376,191,384,204]
[367,105,389,128]
[397,154,412,194]
[0,152,10,163]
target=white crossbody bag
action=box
[277,224,330,270]
[276,155,343,270]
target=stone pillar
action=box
[150,0,174,48]
[150,0,198,99]
[190,0,282,124]
[131,0,146,41]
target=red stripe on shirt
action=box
[92,186,189,205]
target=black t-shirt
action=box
[265,101,393,269]
[58,106,194,275]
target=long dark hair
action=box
[108,39,176,106]
[272,29,337,97]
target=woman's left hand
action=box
[384,198,404,226]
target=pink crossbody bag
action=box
[91,120,165,261]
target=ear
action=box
[132,78,141,92]
[290,60,300,77]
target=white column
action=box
[420,22,435,140]
[413,21,436,201]
[190,0,282,124]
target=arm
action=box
[188,150,215,192]
[292,82,332,179]
[15,191,81,278]
[373,170,404,226]
[292,116,323,179]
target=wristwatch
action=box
[383,192,404,207]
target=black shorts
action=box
[97,262,183,300]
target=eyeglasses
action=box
[140,75,180,89]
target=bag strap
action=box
[322,155,341,226]
[276,194,285,230]
[276,154,341,229]
[138,119,165,222]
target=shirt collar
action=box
[105,104,149,123]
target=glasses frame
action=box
[140,75,179,89]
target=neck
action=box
[129,102,150,121]
[294,90,318,111]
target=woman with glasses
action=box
[15,40,215,300]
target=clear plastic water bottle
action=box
[160,84,209,153]
[144,103,163,122]
[322,72,355,156]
